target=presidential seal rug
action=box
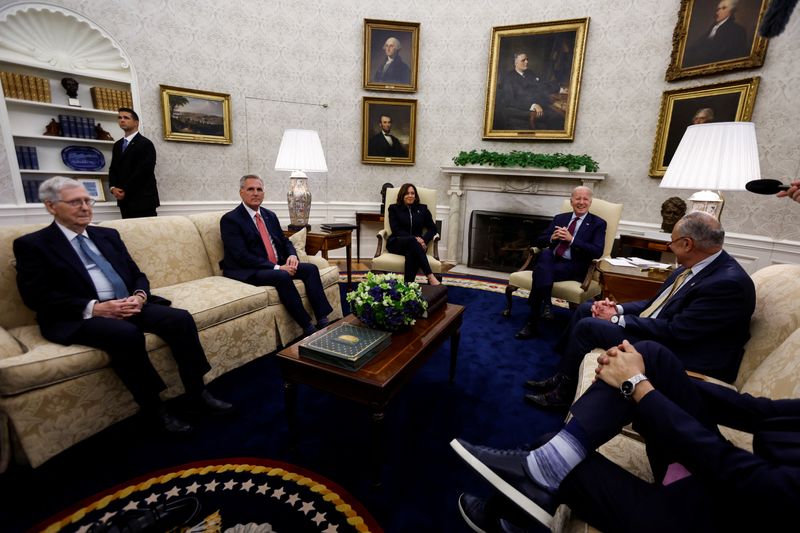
[37,458,382,533]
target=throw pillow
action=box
[289,228,310,262]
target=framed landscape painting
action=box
[483,18,589,141]
[363,19,420,93]
[665,0,769,81]
[159,85,232,144]
[361,97,416,166]
[649,77,760,177]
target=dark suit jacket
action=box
[374,55,411,84]
[635,384,800,530]
[494,70,559,130]
[13,223,165,344]
[621,251,755,382]
[368,132,407,157]
[684,16,748,67]
[219,204,298,282]
[535,211,606,279]
[387,203,436,245]
[108,132,159,216]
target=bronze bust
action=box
[661,196,687,233]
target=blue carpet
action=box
[0,283,569,533]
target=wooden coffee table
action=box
[275,303,465,484]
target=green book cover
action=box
[299,323,391,365]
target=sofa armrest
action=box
[685,370,738,391]
[375,229,388,257]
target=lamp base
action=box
[687,190,724,220]
[288,224,311,232]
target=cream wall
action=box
[0,0,799,241]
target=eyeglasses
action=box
[56,198,96,207]
[667,235,691,248]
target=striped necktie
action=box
[640,268,692,318]
[254,213,278,264]
[76,235,129,299]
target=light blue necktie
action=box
[122,138,129,152]
[77,235,129,299]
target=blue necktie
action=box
[77,235,129,299]
[122,138,129,152]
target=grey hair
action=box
[694,107,715,120]
[513,51,528,61]
[384,37,401,50]
[678,211,725,249]
[239,174,263,188]
[38,176,83,203]
[572,185,593,198]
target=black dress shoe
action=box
[186,390,235,416]
[514,322,538,340]
[156,407,193,434]
[458,493,539,533]
[303,324,317,337]
[539,305,554,320]
[451,439,558,529]
[524,372,567,393]
[524,381,575,409]
[316,317,330,330]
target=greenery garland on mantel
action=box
[452,150,599,173]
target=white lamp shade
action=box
[274,129,328,173]
[660,122,760,191]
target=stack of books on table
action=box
[320,223,357,231]
[299,322,392,371]
[420,284,448,318]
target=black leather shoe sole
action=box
[523,377,558,393]
[524,393,570,409]
[514,327,538,340]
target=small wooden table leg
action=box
[356,219,362,263]
[346,242,352,287]
[449,326,461,383]
[371,408,385,487]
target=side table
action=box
[284,226,353,286]
[355,212,384,263]
[596,259,672,303]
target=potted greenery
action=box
[346,272,428,331]
[452,150,598,172]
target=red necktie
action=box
[254,212,278,264]
[554,217,579,258]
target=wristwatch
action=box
[621,374,648,400]
[611,314,620,325]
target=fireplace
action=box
[468,210,551,273]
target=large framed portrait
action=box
[649,77,760,177]
[483,18,589,141]
[666,0,770,81]
[363,19,420,93]
[159,85,232,144]
[361,97,416,166]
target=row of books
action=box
[0,71,51,103]
[15,146,39,170]
[22,178,46,203]
[320,223,358,231]
[59,114,98,139]
[90,86,133,111]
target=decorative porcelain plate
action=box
[61,146,105,171]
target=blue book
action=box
[28,147,39,170]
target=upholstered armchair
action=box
[503,198,623,316]
[371,187,442,277]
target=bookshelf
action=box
[0,3,139,205]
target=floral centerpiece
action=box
[346,272,428,331]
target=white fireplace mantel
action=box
[440,165,608,264]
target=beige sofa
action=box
[0,212,342,471]
[555,263,800,532]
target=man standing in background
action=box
[109,107,160,218]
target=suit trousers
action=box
[527,249,583,313]
[559,340,722,532]
[555,301,644,378]
[120,207,157,219]
[247,263,333,328]
[387,236,433,282]
[69,303,210,411]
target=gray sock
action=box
[525,428,587,490]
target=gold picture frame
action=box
[649,77,760,177]
[77,177,105,201]
[159,85,232,144]
[361,97,416,166]
[483,18,589,141]
[363,19,420,93]
[666,0,770,81]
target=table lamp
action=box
[274,129,328,230]
[660,122,760,220]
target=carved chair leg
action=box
[503,284,518,317]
